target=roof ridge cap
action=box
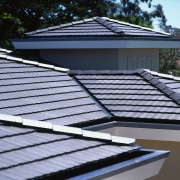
[0,48,12,54]
[69,69,140,75]
[0,54,69,73]
[139,69,180,105]
[0,113,136,146]
[151,71,180,80]
[95,17,124,34]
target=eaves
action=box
[85,120,180,142]
[11,37,180,49]
[68,149,169,180]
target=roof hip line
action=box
[139,69,180,105]
[95,17,124,35]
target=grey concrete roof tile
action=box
[162,87,175,96]
[156,76,180,96]
[25,17,170,38]
[0,59,106,124]
[0,124,33,138]
[0,132,70,153]
[48,111,107,125]
[100,99,178,107]
[155,82,167,90]
[149,78,160,86]
[0,121,140,180]
[110,105,180,114]
[142,73,154,81]
[73,70,180,122]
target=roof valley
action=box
[71,75,113,118]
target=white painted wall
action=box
[40,48,159,71]
[118,48,159,72]
[100,127,180,180]
[103,159,166,180]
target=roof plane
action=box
[70,69,180,123]
[26,17,170,38]
[0,114,142,180]
[1,50,180,125]
[0,54,108,126]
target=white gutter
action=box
[68,150,169,180]
[11,39,180,49]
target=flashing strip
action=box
[23,119,53,129]
[53,124,82,135]
[54,66,69,72]
[111,136,135,144]
[38,63,55,69]
[0,113,135,146]
[0,48,12,53]
[0,113,22,123]
[149,69,180,80]
[6,55,23,62]
[82,130,111,140]
[22,59,39,65]
[0,52,69,73]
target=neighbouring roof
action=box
[26,17,170,38]
[0,114,140,180]
[12,17,180,49]
[70,69,180,124]
[0,53,107,126]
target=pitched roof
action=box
[70,69,180,124]
[1,50,180,125]
[154,73,180,94]
[0,51,170,179]
[26,17,170,38]
[0,114,139,180]
[0,54,108,126]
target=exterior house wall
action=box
[118,48,159,72]
[40,48,159,71]
[40,49,119,70]
[100,127,180,180]
[137,139,180,180]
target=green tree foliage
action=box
[160,26,180,75]
[0,13,24,49]
[0,0,167,49]
[115,0,166,28]
[160,48,180,72]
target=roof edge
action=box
[99,17,170,36]
[0,53,69,73]
[69,69,144,75]
[139,69,180,105]
[0,113,136,146]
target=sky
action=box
[140,0,180,30]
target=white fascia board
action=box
[102,126,180,142]
[86,122,180,142]
[12,39,180,49]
